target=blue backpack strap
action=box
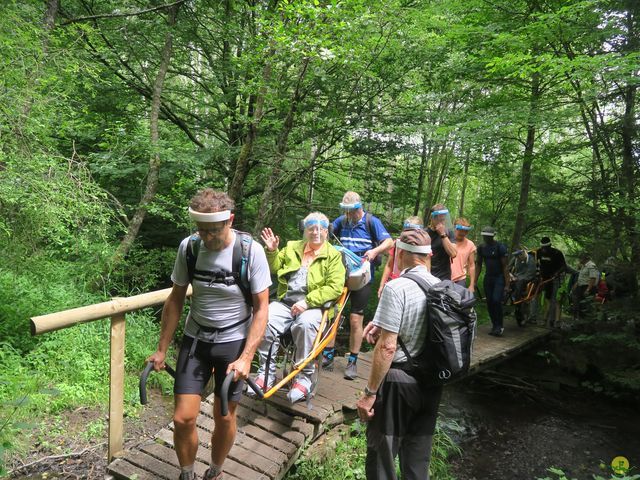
[186,235,201,283]
[232,230,253,307]
[364,212,378,246]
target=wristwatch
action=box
[364,385,377,397]
[440,234,447,239]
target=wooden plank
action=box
[108,313,126,461]
[156,429,265,480]
[238,423,298,456]
[117,449,180,479]
[107,458,158,480]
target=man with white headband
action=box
[426,203,457,281]
[474,226,510,336]
[357,229,442,480]
[147,188,271,480]
[248,212,345,403]
[324,191,393,380]
[450,216,476,292]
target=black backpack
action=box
[337,212,382,266]
[396,273,477,385]
[185,230,253,306]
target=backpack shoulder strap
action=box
[364,212,379,246]
[186,235,201,283]
[232,230,253,306]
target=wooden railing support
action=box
[108,312,126,461]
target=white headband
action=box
[397,240,432,254]
[188,207,231,223]
[481,231,496,237]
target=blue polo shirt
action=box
[332,213,391,283]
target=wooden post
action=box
[108,312,126,461]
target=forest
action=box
[0,0,638,478]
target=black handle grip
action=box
[220,371,264,417]
[140,361,176,405]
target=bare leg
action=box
[211,395,238,466]
[173,394,202,466]
[349,312,364,354]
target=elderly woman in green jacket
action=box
[249,212,346,403]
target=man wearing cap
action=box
[248,212,345,403]
[147,188,272,480]
[509,248,537,326]
[377,216,425,298]
[450,217,476,292]
[426,204,457,281]
[474,226,510,336]
[535,236,568,326]
[356,229,442,480]
[572,252,598,321]
[323,191,393,380]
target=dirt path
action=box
[5,390,173,479]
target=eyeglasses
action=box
[197,222,228,237]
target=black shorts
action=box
[174,335,246,402]
[543,277,560,300]
[350,282,372,315]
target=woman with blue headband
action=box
[450,217,476,292]
[249,212,346,403]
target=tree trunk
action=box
[413,132,429,217]
[254,58,310,231]
[458,149,470,218]
[114,5,179,262]
[510,71,540,252]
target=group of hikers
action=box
[146,187,607,480]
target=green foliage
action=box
[285,419,460,480]
[537,465,640,480]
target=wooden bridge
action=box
[106,324,552,480]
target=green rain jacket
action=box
[266,240,346,308]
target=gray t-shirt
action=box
[281,267,308,306]
[171,231,272,343]
[372,265,439,363]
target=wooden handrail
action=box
[30,286,192,336]
[29,285,192,461]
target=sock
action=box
[208,463,223,476]
[323,347,335,359]
[348,352,359,363]
[180,464,194,477]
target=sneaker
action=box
[344,359,357,380]
[245,375,273,398]
[287,375,311,404]
[178,472,195,480]
[203,468,223,480]
[321,349,335,370]
[489,327,504,337]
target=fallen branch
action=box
[8,442,106,475]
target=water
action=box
[441,357,640,480]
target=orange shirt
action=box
[451,238,476,282]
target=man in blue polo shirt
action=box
[322,191,393,380]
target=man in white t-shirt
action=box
[148,189,271,480]
[356,229,443,480]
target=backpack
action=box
[334,245,371,291]
[397,273,477,385]
[337,212,382,266]
[185,230,253,306]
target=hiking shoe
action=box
[321,349,335,370]
[344,359,357,380]
[203,468,223,480]
[178,472,195,480]
[287,375,311,404]
[489,327,504,337]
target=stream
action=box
[441,351,640,480]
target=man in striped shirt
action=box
[357,229,442,480]
[322,191,393,380]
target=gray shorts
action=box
[174,335,245,402]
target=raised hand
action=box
[261,227,280,252]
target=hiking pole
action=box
[220,371,263,417]
[140,361,176,405]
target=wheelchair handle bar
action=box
[220,371,264,417]
[140,361,176,405]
